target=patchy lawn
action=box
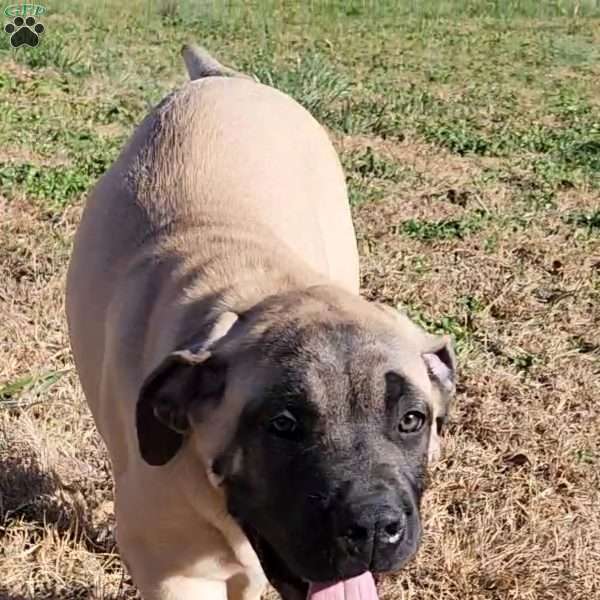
[1,1,598,599]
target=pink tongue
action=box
[307,572,378,600]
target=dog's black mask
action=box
[214,321,434,598]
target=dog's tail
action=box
[181,44,252,81]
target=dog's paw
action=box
[4,16,45,48]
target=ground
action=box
[0,1,598,599]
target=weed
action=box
[564,210,600,230]
[0,163,90,206]
[343,146,404,204]
[242,50,351,123]
[343,146,401,180]
[403,306,470,354]
[0,370,68,407]
[393,211,488,240]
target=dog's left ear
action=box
[374,302,456,391]
[136,349,227,466]
[422,334,456,462]
[374,302,457,462]
[422,335,456,396]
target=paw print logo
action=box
[4,16,45,48]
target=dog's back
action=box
[66,47,358,421]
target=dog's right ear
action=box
[136,311,239,466]
[136,349,227,466]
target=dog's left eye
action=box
[269,411,298,436]
[398,410,426,434]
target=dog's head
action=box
[136,285,456,591]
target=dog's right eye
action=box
[268,410,298,437]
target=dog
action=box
[65,46,456,600]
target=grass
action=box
[342,146,408,204]
[0,0,598,599]
[564,209,600,230]
[393,210,489,240]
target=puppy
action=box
[66,46,456,600]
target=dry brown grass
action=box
[351,137,600,600]
[0,199,135,598]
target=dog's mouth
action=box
[242,525,381,600]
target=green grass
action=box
[564,209,600,230]
[1,0,598,213]
[342,146,414,204]
[240,50,352,124]
[393,210,490,240]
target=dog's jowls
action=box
[65,45,456,600]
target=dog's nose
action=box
[344,513,405,545]
[376,514,405,545]
[338,506,406,561]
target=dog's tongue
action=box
[307,572,378,600]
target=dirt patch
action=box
[336,134,515,217]
[0,147,71,167]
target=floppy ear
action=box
[136,311,239,466]
[374,302,457,461]
[136,349,227,466]
[422,335,456,462]
[422,335,456,396]
[374,302,456,392]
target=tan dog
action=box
[65,47,456,600]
